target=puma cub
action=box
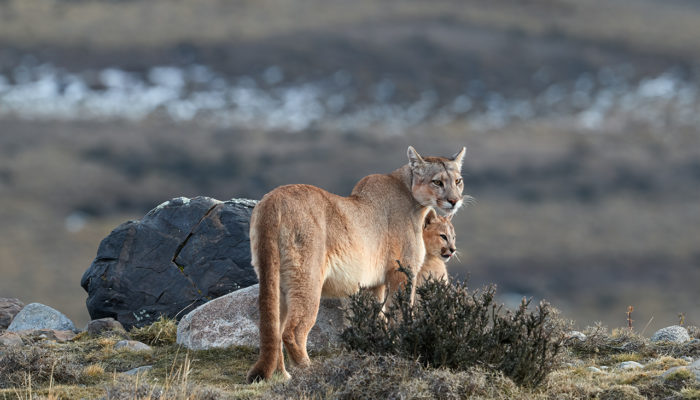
[246,146,467,383]
[417,209,456,287]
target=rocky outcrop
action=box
[0,331,23,347]
[81,197,259,330]
[7,303,76,332]
[0,298,24,330]
[650,325,691,344]
[176,284,348,350]
[114,340,152,352]
[85,318,127,337]
[662,359,700,384]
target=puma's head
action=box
[407,146,466,216]
[423,209,456,260]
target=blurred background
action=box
[1,0,699,332]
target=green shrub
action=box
[341,269,567,387]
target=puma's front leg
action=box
[382,259,419,310]
[369,285,386,303]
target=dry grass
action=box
[130,316,178,346]
[0,318,698,399]
[264,352,523,400]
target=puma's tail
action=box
[246,200,282,383]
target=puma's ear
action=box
[407,146,425,170]
[451,147,466,169]
[424,208,438,229]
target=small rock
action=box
[85,318,127,337]
[177,284,347,350]
[123,366,153,375]
[0,298,24,330]
[587,366,604,373]
[31,329,76,343]
[566,331,587,341]
[7,303,76,332]
[618,361,644,370]
[600,366,610,370]
[682,356,694,363]
[0,332,23,347]
[114,340,152,352]
[650,325,691,344]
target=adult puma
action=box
[246,146,466,383]
[417,209,457,287]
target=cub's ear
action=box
[445,212,453,222]
[451,147,466,169]
[424,208,438,229]
[407,146,425,170]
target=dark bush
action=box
[341,270,567,387]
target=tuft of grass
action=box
[82,364,105,379]
[599,384,645,400]
[681,387,700,400]
[609,353,643,364]
[663,368,696,392]
[569,324,650,361]
[341,271,568,387]
[645,356,689,371]
[129,316,177,346]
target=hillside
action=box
[0,0,699,331]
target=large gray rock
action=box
[650,325,691,344]
[81,197,259,329]
[0,298,24,330]
[177,284,348,350]
[7,303,76,332]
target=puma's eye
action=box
[432,180,443,187]
[455,178,462,185]
[440,234,448,241]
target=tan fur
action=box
[417,209,456,286]
[246,146,466,383]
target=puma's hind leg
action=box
[280,255,324,369]
[276,297,290,379]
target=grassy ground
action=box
[0,319,699,399]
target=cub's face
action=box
[423,210,456,260]
[408,146,466,216]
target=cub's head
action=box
[407,146,467,216]
[423,209,456,261]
